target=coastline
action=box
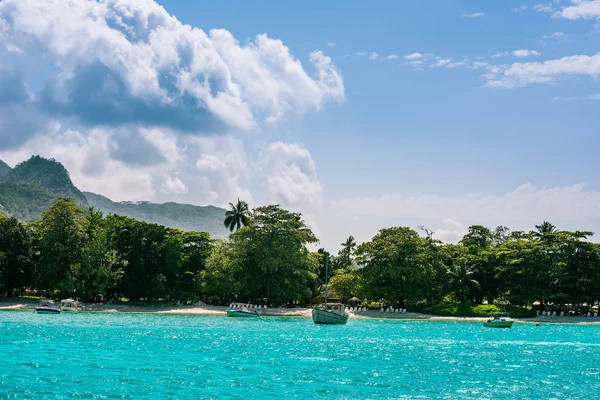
[3,299,600,324]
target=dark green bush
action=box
[410,302,536,318]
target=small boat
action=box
[226,303,260,318]
[312,304,349,325]
[312,254,349,325]
[35,304,61,314]
[483,312,513,328]
[61,298,79,312]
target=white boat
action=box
[312,254,349,325]
[35,304,61,314]
[483,312,514,328]
[226,303,260,317]
[61,298,79,312]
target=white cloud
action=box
[368,52,379,60]
[404,52,423,60]
[260,142,322,209]
[512,49,541,57]
[386,54,399,60]
[431,58,452,68]
[334,183,600,226]
[0,0,344,144]
[558,0,600,19]
[542,31,565,39]
[328,42,336,47]
[492,52,509,58]
[512,5,528,12]
[484,53,600,88]
[356,52,366,56]
[534,3,557,13]
[463,11,485,18]
[585,94,600,99]
[432,220,468,244]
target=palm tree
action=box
[446,263,481,303]
[223,198,249,232]
[533,221,557,237]
[340,235,357,268]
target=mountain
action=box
[0,156,88,221]
[0,159,10,177]
[0,155,228,237]
[84,192,229,238]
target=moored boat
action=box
[226,303,260,317]
[312,254,349,325]
[60,298,79,312]
[483,312,513,328]
[312,304,348,325]
[35,304,61,314]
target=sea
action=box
[1,311,599,399]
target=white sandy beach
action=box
[3,298,600,324]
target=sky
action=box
[0,0,600,251]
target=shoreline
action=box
[2,299,600,324]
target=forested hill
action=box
[0,156,88,221]
[0,155,229,237]
[84,192,229,239]
[0,159,10,177]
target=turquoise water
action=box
[2,312,600,399]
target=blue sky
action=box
[1,0,600,250]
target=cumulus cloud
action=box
[0,0,344,148]
[484,53,600,88]
[386,54,399,60]
[193,137,252,206]
[512,5,528,12]
[558,0,600,19]
[431,58,452,68]
[404,53,423,60]
[260,142,322,210]
[512,49,541,57]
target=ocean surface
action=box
[2,312,600,399]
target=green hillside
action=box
[3,156,87,203]
[0,156,88,221]
[0,159,10,177]
[84,192,229,238]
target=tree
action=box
[533,221,557,237]
[329,268,363,303]
[228,205,318,305]
[36,198,85,297]
[446,263,481,303]
[202,240,239,303]
[356,227,441,307]
[223,198,249,232]
[339,235,357,269]
[0,216,34,297]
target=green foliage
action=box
[0,216,34,296]
[329,268,363,302]
[5,156,87,203]
[223,198,249,232]
[356,227,447,306]
[411,302,536,318]
[0,156,88,221]
[208,205,319,305]
[84,191,229,239]
[0,159,10,178]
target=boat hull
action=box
[227,310,259,318]
[312,308,348,325]
[483,320,513,328]
[61,307,78,312]
[35,307,61,314]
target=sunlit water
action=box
[2,311,600,399]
